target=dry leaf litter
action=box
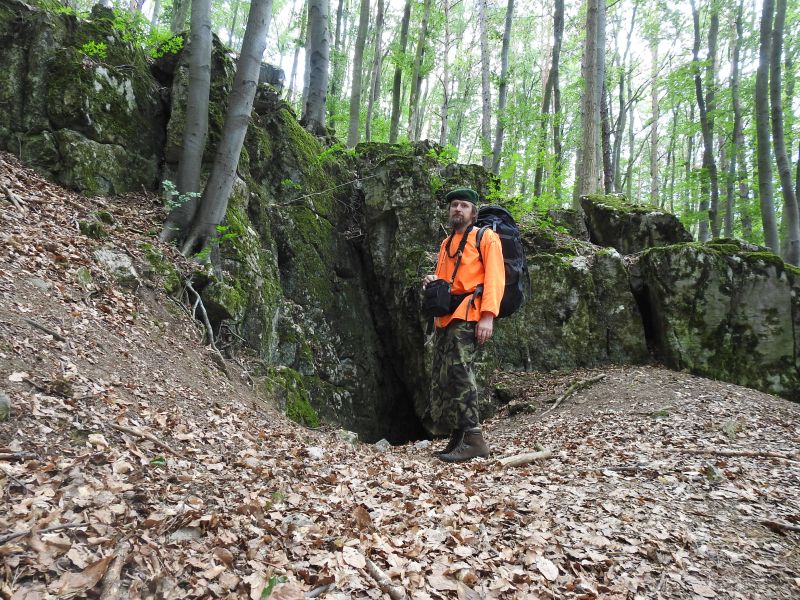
[1,152,799,599]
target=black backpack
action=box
[475,205,528,318]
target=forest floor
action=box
[1,150,799,600]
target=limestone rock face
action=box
[0,2,166,195]
[633,240,800,399]
[580,194,692,255]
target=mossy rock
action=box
[636,242,800,400]
[580,193,692,255]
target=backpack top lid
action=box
[476,204,517,226]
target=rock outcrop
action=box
[0,1,166,195]
[581,194,692,254]
[632,240,800,399]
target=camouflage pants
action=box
[425,320,480,434]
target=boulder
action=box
[580,194,692,254]
[0,1,166,195]
[633,240,800,399]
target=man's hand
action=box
[476,312,494,345]
[422,274,437,289]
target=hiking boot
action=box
[438,427,490,463]
[432,429,464,457]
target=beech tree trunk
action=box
[533,0,563,197]
[438,0,451,146]
[328,0,347,122]
[346,0,370,147]
[303,0,331,135]
[170,0,190,34]
[478,0,491,169]
[576,0,605,200]
[365,0,385,142]
[650,39,659,205]
[770,0,800,264]
[150,0,161,28]
[174,0,273,256]
[161,0,212,244]
[407,0,431,141]
[755,0,780,252]
[491,0,514,174]
[286,0,307,104]
[730,0,752,238]
[389,0,411,143]
[228,0,240,47]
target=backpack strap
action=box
[475,225,490,264]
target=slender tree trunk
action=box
[690,0,719,241]
[533,0,563,197]
[755,0,780,252]
[551,0,563,203]
[170,0,190,34]
[228,0,240,47]
[365,0,385,142]
[650,39,659,206]
[668,103,679,212]
[478,0,491,169]
[287,0,307,104]
[161,0,212,244]
[491,0,514,174]
[439,0,451,146]
[303,0,331,134]
[613,3,637,193]
[771,0,800,264]
[415,76,430,140]
[624,76,635,201]
[346,0,370,147]
[601,84,613,192]
[577,0,605,200]
[150,0,161,28]
[407,0,432,141]
[731,0,752,239]
[389,0,411,143]
[173,0,274,256]
[327,0,347,122]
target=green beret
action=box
[445,188,479,205]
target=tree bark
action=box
[346,0,370,147]
[407,0,432,141]
[389,0,411,143]
[690,0,719,241]
[286,0,307,104]
[170,0,190,34]
[438,0,451,146]
[365,0,385,142]
[150,0,161,28]
[227,0,240,48]
[649,38,659,205]
[478,0,491,169]
[177,0,273,256]
[491,0,514,174]
[303,0,331,135]
[576,0,605,200]
[328,0,347,123]
[770,0,800,264]
[755,0,780,252]
[533,0,563,197]
[161,0,212,244]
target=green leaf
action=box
[260,575,288,599]
[149,455,167,467]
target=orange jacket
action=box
[434,227,505,328]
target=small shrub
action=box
[80,40,108,60]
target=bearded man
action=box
[421,188,505,462]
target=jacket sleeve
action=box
[480,231,505,317]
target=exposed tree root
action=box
[365,557,408,600]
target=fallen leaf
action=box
[51,555,113,596]
[8,371,28,382]
[692,583,716,598]
[536,556,558,582]
[353,504,372,529]
[342,546,365,569]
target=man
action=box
[422,188,505,462]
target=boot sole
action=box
[437,452,490,463]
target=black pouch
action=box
[422,279,452,318]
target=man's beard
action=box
[449,213,467,229]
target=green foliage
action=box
[149,456,167,467]
[426,144,459,165]
[80,40,107,60]
[260,576,289,599]
[162,180,200,212]
[111,9,183,58]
